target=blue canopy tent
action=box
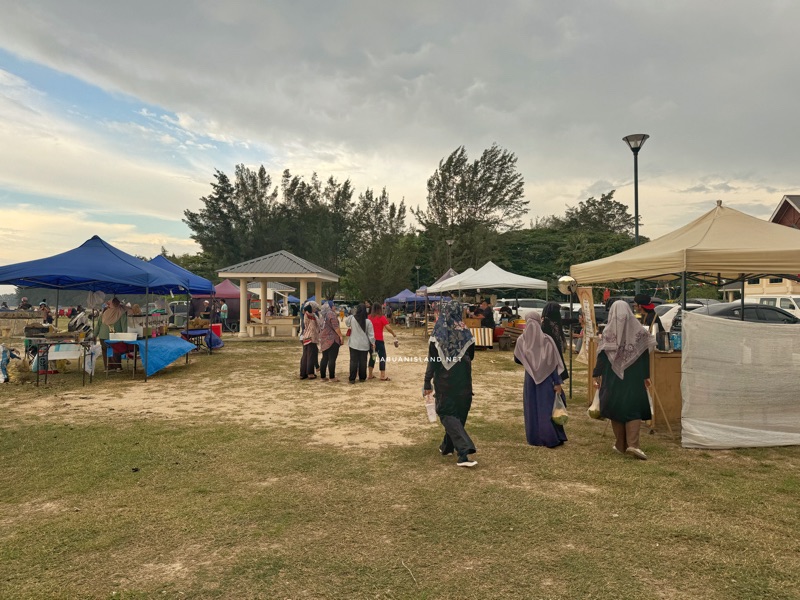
[0,235,194,382]
[149,254,219,350]
[287,294,315,303]
[384,289,426,304]
[149,255,214,295]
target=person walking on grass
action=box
[368,303,398,381]
[514,312,567,448]
[423,300,478,468]
[299,304,319,380]
[592,301,655,460]
[319,301,343,382]
[345,303,375,384]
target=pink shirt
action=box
[368,315,389,341]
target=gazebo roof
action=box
[217,250,339,282]
[247,281,296,292]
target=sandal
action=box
[380,377,391,381]
[307,374,317,380]
[367,375,376,380]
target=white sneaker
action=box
[626,447,648,460]
[457,457,478,468]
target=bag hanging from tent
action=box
[551,392,569,426]
[587,390,604,420]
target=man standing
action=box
[220,300,229,329]
[478,299,495,329]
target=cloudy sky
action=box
[1,0,799,293]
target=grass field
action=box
[1,329,799,599]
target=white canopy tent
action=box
[450,261,548,292]
[426,268,477,293]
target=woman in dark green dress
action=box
[592,301,655,460]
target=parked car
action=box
[493,298,547,322]
[168,301,188,328]
[671,302,800,333]
[657,303,704,332]
[745,294,800,319]
[579,303,609,325]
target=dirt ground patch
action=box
[1,328,553,450]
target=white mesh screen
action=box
[681,311,800,448]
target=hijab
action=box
[430,300,474,370]
[514,312,564,384]
[541,301,565,348]
[597,300,656,379]
[101,300,126,326]
[354,303,368,333]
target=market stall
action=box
[0,235,191,383]
[571,201,800,447]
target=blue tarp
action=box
[288,295,316,303]
[0,235,189,295]
[109,335,197,377]
[150,255,214,295]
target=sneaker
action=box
[456,456,478,468]
[439,446,454,456]
[612,445,622,454]
[626,447,648,460]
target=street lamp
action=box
[415,265,420,290]
[446,239,455,269]
[623,133,649,294]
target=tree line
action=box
[177,144,647,302]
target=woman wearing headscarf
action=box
[592,301,655,460]
[345,303,375,383]
[299,303,320,380]
[541,301,568,380]
[423,301,478,468]
[93,297,129,371]
[319,301,343,382]
[514,312,567,447]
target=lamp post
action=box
[623,134,649,294]
[415,265,420,290]
[446,239,455,269]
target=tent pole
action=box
[144,286,150,382]
[681,272,687,309]
[568,290,574,400]
[740,275,746,320]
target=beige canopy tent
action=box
[570,201,800,284]
[570,200,800,450]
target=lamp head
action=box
[623,134,649,154]
[557,275,577,296]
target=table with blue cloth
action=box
[180,328,210,353]
[108,335,197,379]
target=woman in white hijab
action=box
[514,312,567,447]
[592,300,655,460]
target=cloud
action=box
[0,0,799,265]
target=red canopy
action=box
[193,279,252,300]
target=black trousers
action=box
[300,343,318,378]
[320,342,340,378]
[438,394,476,458]
[349,348,368,382]
[368,340,387,372]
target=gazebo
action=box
[217,251,339,337]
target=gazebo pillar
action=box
[238,278,249,338]
[260,280,268,322]
[300,279,308,305]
